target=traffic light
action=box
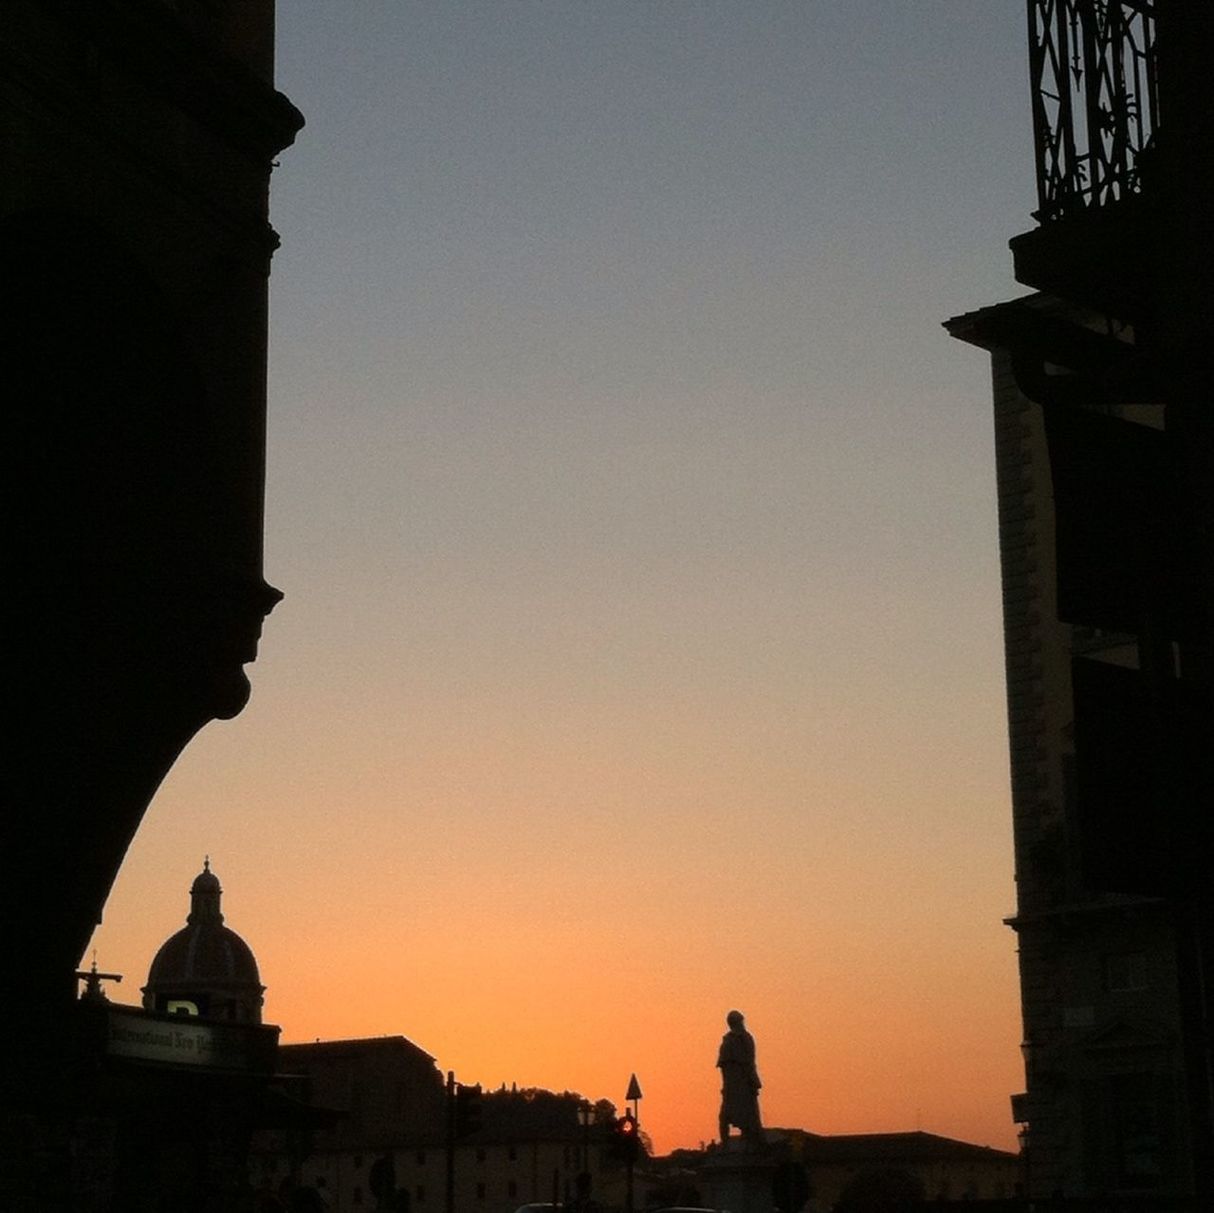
[611,1111,640,1163]
[455,1082,483,1138]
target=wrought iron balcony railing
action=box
[1028,0,1158,221]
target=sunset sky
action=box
[89,2,1033,1155]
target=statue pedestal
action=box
[702,1140,776,1213]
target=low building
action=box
[250,1036,447,1209]
[646,1130,1020,1213]
[251,1052,630,1213]
[458,1088,630,1213]
[794,1130,1020,1208]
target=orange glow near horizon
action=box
[89,691,1024,1156]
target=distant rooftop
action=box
[774,1129,1019,1165]
[279,1035,436,1063]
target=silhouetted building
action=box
[143,859,267,1023]
[4,0,301,1023]
[946,295,1194,1200]
[252,1067,630,1213]
[45,865,285,1210]
[2,4,301,1203]
[649,1130,1019,1212]
[458,1088,631,1213]
[795,1129,1019,1208]
[252,1037,445,1209]
[279,1037,446,1148]
[945,1,1212,1203]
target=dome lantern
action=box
[187,855,224,925]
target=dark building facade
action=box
[4,0,302,1014]
[946,2,1212,1204]
[2,3,301,1208]
[948,295,1195,1198]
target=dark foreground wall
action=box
[1,2,302,1207]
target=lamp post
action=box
[578,1101,592,1172]
[576,1100,593,1209]
[623,1075,643,1213]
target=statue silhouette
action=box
[717,1010,763,1148]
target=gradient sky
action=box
[89,2,1034,1155]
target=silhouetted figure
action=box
[717,1009,763,1148]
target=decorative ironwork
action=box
[1028,0,1158,220]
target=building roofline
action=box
[279,1035,437,1064]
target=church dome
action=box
[142,859,265,1023]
